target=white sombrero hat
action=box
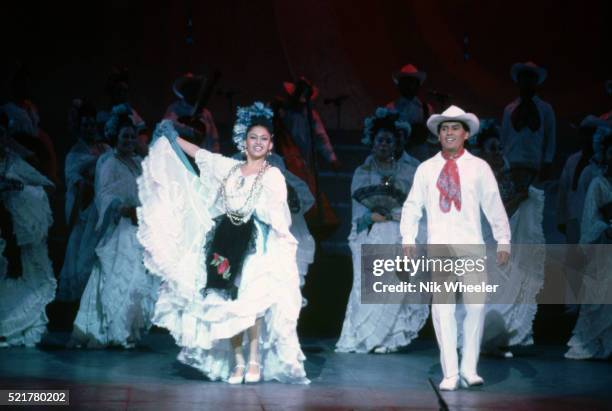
[511,61,547,85]
[426,105,480,136]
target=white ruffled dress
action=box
[336,154,429,353]
[137,136,308,383]
[282,166,315,284]
[0,151,55,347]
[58,140,110,302]
[565,175,612,360]
[72,152,159,347]
[459,185,546,350]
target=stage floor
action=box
[0,333,610,410]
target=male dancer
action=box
[400,106,511,390]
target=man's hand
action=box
[402,244,416,259]
[497,250,510,266]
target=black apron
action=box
[202,215,258,300]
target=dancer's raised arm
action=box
[176,136,201,159]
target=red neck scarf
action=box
[436,148,465,213]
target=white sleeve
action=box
[94,158,122,230]
[194,148,239,187]
[580,177,610,244]
[479,162,511,252]
[7,153,54,188]
[257,167,298,245]
[400,164,426,244]
[284,169,314,213]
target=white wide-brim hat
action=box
[511,61,547,85]
[426,105,480,136]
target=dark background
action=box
[1,0,609,340]
[1,0,609,159]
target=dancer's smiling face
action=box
[439,121,469,154]
[245,125,273,161]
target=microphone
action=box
[324,95,350,105]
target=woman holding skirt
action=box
[137,102,308,384]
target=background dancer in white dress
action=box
[336,108,429,354]
[565,131,612,360]
[137,102,308,384]
[58,101,111,302]
[401,106,511,391]
[69,106,158,348]
[0,141,55,347]
[460,120,545,358]
[557,116,609,243]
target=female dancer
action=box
[566,130,612,360]
[58,101,110,302]
[69,106,158,348]
[0,142,55,347]
[461,120,545,358]
[137,102,308,384]
[336,108,429,353]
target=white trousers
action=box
[432,303,485,378]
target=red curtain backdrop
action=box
[1,0,608,156]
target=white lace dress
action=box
[284,168,315,286]
[565,175,612,359]
[336,154,429,353]
[0,151,55,347]
[58,140,110,301]
[460,185,546,351]
[72,152,159,347]
[137,135,308,383]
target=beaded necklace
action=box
[219,161,270,225]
